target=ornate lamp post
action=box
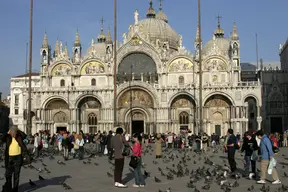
[113,0,118,127]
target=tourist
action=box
[241,131,258,179]
[201,133,209,152]
[106,131,113,160]
[255,130,281,184]
[226,128,238,178]
[131,133,145,187]
[62,133,70,161]
[33,133,40,158]
[155,133,163,159]
[283,131,288,147]
[167,133,173,148]
[0,126,30,192]
[76,134,85,160]
[57,133,63,152]
[195,134,201,153]
[111,127,128,188]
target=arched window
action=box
[88,113,97,133]
[91,78,96,86]
[179,76,184,86]
[179,111,189,124]
[60,79,65,87]
[88,113,97,125]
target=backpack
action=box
[235,138,240,149]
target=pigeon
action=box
[154,176,161,183]
[144,170,150,177]
[29,179,36,186]
[38,175,45,180]
[107,172,113,177]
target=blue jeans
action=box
[244,155,256,175]
[134,157,145,185]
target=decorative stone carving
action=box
[171,98,194,108]
[80,61,105,75]
[168,58,193,72]
[53,111,67,123]
[133,112,144,120]
[161,93,167,102]
[51,63,72,76]
[46,99,68,109]
[122,33,127,44]
[235,91,241,101]
[205,97,230,108]
[233,43,238,56]
[205,59,226,71]
[118,89,153,108]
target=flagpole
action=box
[27,0,33,134]
[198,0,203,134]
[113,0,117,127]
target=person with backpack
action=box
[226,128,238,178]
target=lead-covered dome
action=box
[202,38,231,56]
[131,18,180,50]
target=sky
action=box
[0,0,287,96]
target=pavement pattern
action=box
[1,144,288,192]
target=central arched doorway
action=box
[118,88,154,134]
[77,96,101,134]
[203,94,232,136]
[170,94,196,133]
[45,98,69,134]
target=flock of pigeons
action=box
[0,143,288,191]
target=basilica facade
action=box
[9,2,262,136]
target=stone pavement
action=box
[1,145,288,192]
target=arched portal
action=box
[244,97,257,130]
[77,97,101,134]
[268,90,284,133]
[45,98,69,133]
[118,88,154,134]
[170,94,196,133]
[204,94,232,136]
[117,52,158,83]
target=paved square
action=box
[1,144,288,192]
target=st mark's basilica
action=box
[9,2,262,136]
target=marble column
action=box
[207,122,211,136]
[236,121,240,134]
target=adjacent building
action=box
[9,2,262,136]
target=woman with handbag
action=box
[0,126,31,192]
[130,133,145,187]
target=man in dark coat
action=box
[0,126,30,192]
[106,131,113,160]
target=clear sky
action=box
[0,0,287,96]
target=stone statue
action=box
[179,35,183,47]
[91,38,95,46]
[122,33,127,43]
[75,51,80,62]
[134,9,139,25]
[233,43,238,56]
[59,41,63,55]
[280,44,282,50]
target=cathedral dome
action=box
[135,18,180,50]
[202,37,231,56]
[85,41,107,57]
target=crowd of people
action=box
[0,125,285,191]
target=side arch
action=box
[42,96,69,109]
[243,94,260,106]
[203,91,235,106]
[75,94,104,108]
[168,91,197,107]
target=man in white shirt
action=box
[33,133,40,158]
[167,133,173,148]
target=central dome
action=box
[130,18,180,50]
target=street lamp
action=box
[113,0,118,127]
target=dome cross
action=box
[216,13,222,28]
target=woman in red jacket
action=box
[131,133,145,188]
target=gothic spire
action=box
[106,26,113,44]
[146,0,156,18]
[54,39,60,56]
[230,22,239,40]
[42,31,49,48]
[74,28,81,47]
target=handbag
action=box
[129,156,139,169]
[251,151,258,161]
